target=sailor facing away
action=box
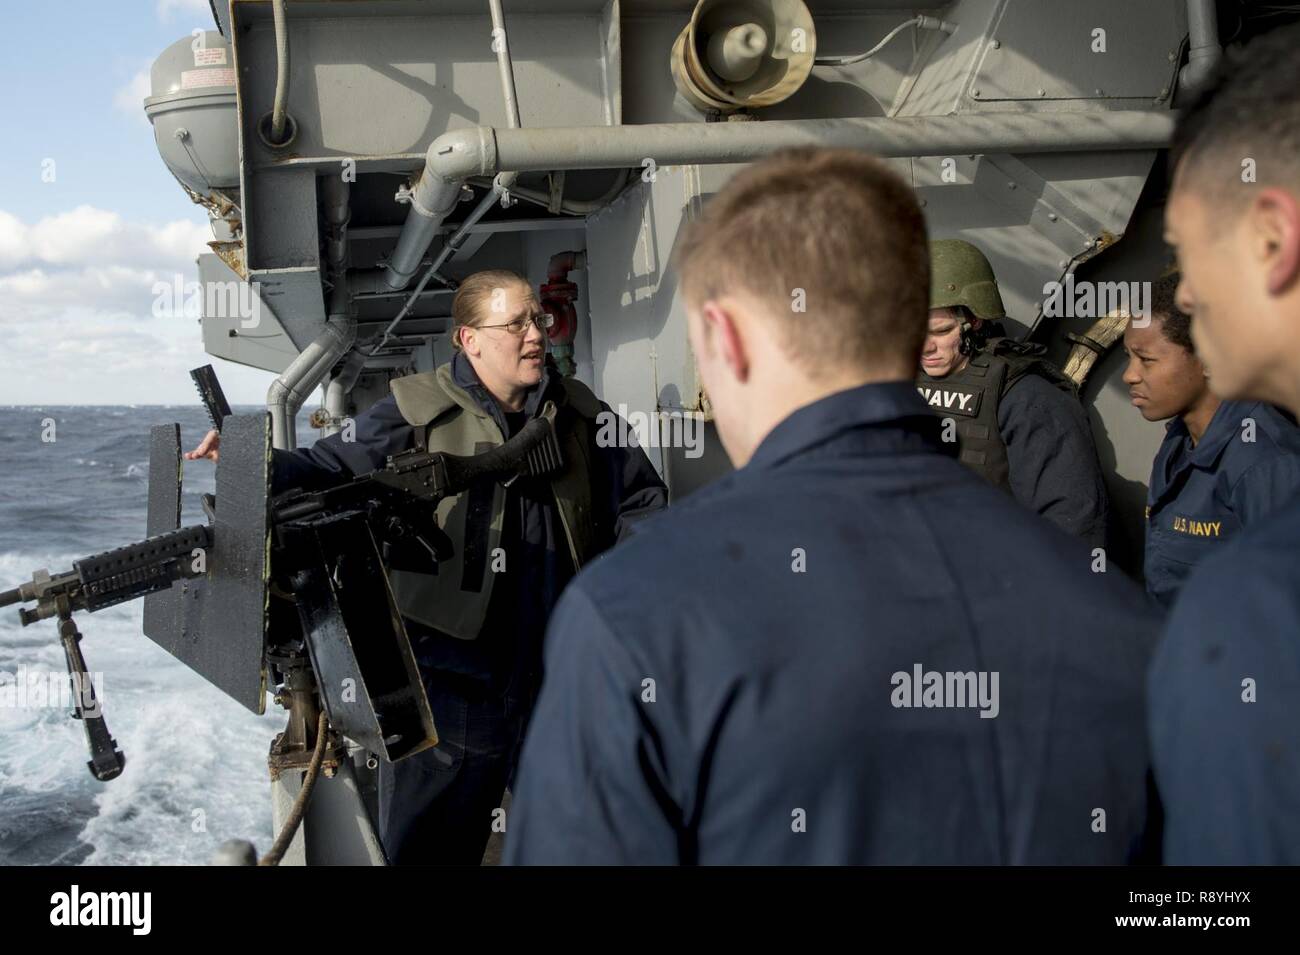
[917,239,1110,549]
[187,270,666,865]
[503,149,1158,865]
[1123,272,1300,609]
[1151,23,1300,865]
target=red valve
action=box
[540,252,582,365]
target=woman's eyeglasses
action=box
[475,313,554,335]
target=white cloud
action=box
[0,206,210,274]
[0,265,174,320]
[0,205,281,405]
[0,298,280,405]
[0,211,26,269]
[114,69,153,125]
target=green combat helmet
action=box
[930,239,1007,322]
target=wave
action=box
[0,596,281,865]
[0,551,83,577]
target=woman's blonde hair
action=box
[450,269,532,350]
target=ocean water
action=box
[0,406,319,866]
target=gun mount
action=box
[1,399,564,783]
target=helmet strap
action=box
[957,309,977,355]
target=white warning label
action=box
[194,47,228,67]
[180,68,235,90]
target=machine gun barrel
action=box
[0,584,28,608]
[1,524,214,626]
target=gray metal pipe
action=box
[454,111,1178,175]
[268,317,355,449]
[1180,0,1221,95]
[323,348,367,437]
[382,179,463,291]
[322,175,350,272]
[270,0,291,144]
[351,268,454,298]
[479,168,633,216]
[380,127,495,291]
[426,183,504,277]
[382,110,1174,310]
[365,180,504,356]
[486,0,521,200]
[268,279,356,450]
[488,0,521,130]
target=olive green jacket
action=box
[386,362,606,640]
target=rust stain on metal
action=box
[1076,230,1123,266]
[209,240,248,280]
[1094,231,1120,252]
[695,385,712,420]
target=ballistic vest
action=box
[917,339,1074,489]
[386,363,604,640]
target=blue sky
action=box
[0,0,286,404]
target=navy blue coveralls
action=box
[1143,399,1300,609]
[503,381,1159,865]
[998,374,1109,549]
[1150,485,1300,864]
[273,353,667,864]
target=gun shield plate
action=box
[143,415,270,714]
